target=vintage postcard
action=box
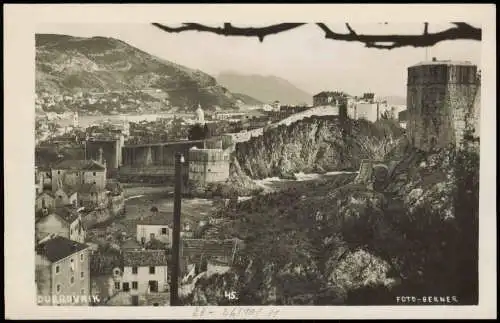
[4,3,497,320]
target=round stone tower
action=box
[406,58,479,151]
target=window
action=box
[93,172,96,176]
[80,271,84,279]
[132,281,138,290]
[132,266,138,274]
[93,181,96,185]
[70,259,75,272]
[56,284,61,293]
[149,266,155,274]
[161,228,167,235]
[55,265,60,274]
[57,171,60,175]
[58,195,63,199]
[70,276,75,284]
[114,282,120,290]
[81,289,85,295]
[80,254,84,261]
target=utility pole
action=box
[170,152,183,306]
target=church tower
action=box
[73,111,79,128]
[195,103,205,125]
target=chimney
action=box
[432,57,437,62]
[98,147,104,164]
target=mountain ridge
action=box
[35,33,261,114]
[217,71,313,106]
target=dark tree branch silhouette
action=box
[152,22,481,49]
[152,22,307,42]
[317,22,481,49]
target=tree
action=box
[204,123,211,138]
[188,124,208,140]
[152,22,481,49]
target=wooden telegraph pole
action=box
[170,152,183,306]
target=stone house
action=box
[136,211,174,247]
[313,91,348,107]
[51,159,107,193]
[110,250,169,306]
[35,236,91,306]
[78,183,108,208]
[180,238,241,277]
[35,206,86,244]
[36,191,56,212]
[53,187,79,208]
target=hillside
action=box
[217,72,313,106]
[232,93,264,106]
[35,34,260,114]
[182,130,480,305]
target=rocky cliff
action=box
[234,116,405,179]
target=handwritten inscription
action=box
[192,307,280,319]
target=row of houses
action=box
[36,180,241,306]
[312,91,407,123]
[36,216,241,306]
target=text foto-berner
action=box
[396,296,459,304]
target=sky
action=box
[36,22,482,97]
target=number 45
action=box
[224,291,238,300]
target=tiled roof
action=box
[53,206,80,224]
[36,206,80,224]
[314,91,348,98]
[56,185,77,196]
[136,212,173,226]
[35,236,88,262]
[53,159,106,171]
[121,239,142,251]
[181,239,238,260]
[36,190,55,199]
[123,250,168,267]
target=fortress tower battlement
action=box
[188,142,231,185]
[406,58,480,151]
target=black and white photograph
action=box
[4,4,497,320]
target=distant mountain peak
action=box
[217,72,312,106]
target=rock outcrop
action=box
[234,116,404,179]
[180,130,480,305]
